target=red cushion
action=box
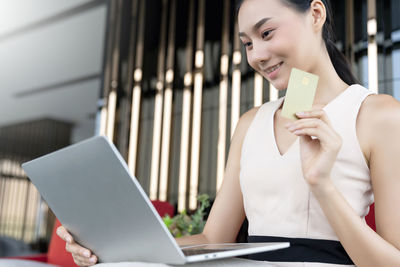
[365,203,376,231]
[151,200,175,217]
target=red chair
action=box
[7,200,175,266]
[151,200,175,218]
[365,203,376,231]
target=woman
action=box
[57,0,400,266]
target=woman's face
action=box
[238,0,321,90]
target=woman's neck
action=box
[311,52,349,108]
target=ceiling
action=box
[0,0,107,142]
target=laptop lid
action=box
[22,136,186,264]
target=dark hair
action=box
[236,0,359,85]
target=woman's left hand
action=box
[285,109,342,190]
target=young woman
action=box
[57,0,400,266]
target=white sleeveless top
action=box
[240,85,374,266]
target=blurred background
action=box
[0,0,399,259]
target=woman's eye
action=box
[261,30,273,39]
[243,42,252,48]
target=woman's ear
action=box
[309,0,326,32]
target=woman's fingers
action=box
[285,111,341,150]
[65,241,92,258]
[295,109,331,125]
[57,226,90,257]
[73,254,98,266]
[56,226,73,243]
[290,127,321,138]
[287,118,324,131]
[57,226,98,266]
[66,242,98,266]
[286,118,333,140]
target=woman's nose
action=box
[249,43,271,66]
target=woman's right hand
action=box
[56,226,98,266]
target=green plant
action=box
[163,194,210,237]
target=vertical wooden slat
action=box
[0,166,7,234]
[33,194,42,241]
[149,0,169,200]
[3,178,13,236]
[21,179,31,241]
[231,20,242,138]
[189,0,206,210]
[381,0,392,95]
[0,178,5,233]
[216,0,230,191]
[16,178,24,239]
[21,180,30,240]
[254,72,263,107]
[345,0,355,67]
[27,183,38,242]
[159,0,177,201]
[99,105,108,136]
[15,179,24,239]
[367,0,378,93]
[269,82,278,101]
[118,0,139,159]
[106,0,123,141]
[106,89,117,139]
[8,179,17,236]
[99,0,118,136]
[178,0,195,212]
[128,0,146,174]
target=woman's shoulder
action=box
[235,98,283,138]
[235,98,282,136]
[360,93,400,124]
[358,93,400,145]
[234,107,260,138]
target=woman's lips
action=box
[263,62,283,79]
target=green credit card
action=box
[281,68,319,120]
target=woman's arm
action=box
[176,107,260,246]
[286,94,400,266]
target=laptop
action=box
[22,136,289,264]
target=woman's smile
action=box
[263,61,283,79]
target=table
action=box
[95,258,277,267]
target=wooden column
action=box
[178,0,195,212]
[189,0,206,210]
[149,0,168,200]
[159,0,177,201]
[367,0,378,93]
[216,0,230,191]
[128,0,146,174]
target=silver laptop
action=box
[22,136,289,264]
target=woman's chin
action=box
[260,74,288,91]
[270,81,287,91]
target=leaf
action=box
[162,194,211,237]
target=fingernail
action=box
[66,236,72,243]
[90,257,96,263]
[84,251,90,257]
[296,111,305,116]
[285,123,293,128]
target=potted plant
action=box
[163,194,210,237]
